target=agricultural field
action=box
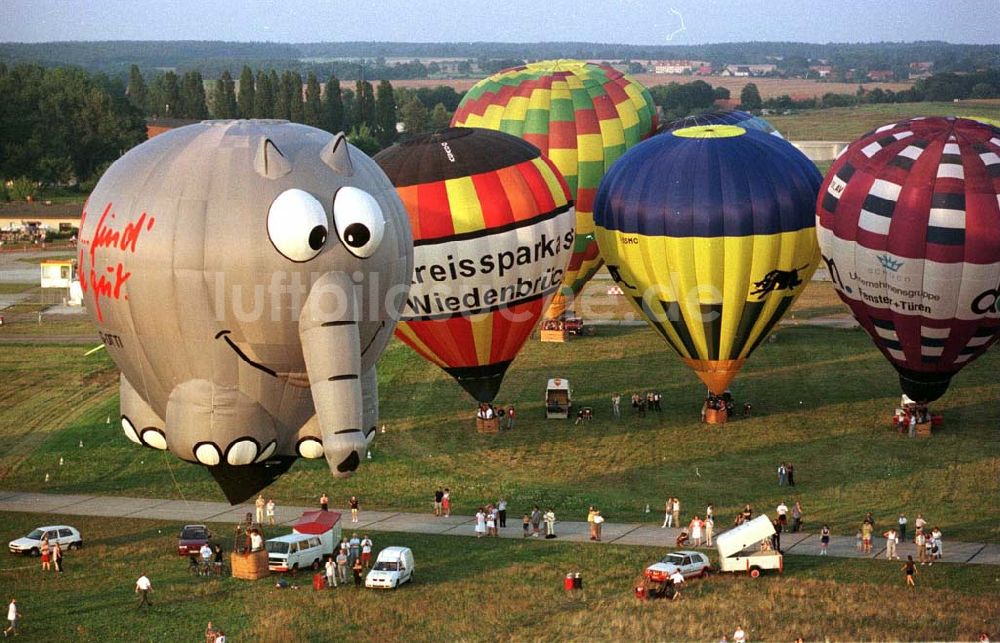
[389,74,915,100]
[1,280,998,545]
[768,100,1000,140]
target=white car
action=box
[644,550,711,583]
[365,546,414,589]
[9,525,83,556]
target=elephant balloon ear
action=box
[254,138,292,179]
[321,133,354,177]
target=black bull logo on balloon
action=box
[751,266,808,299]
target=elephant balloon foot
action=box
[208,457,297,504]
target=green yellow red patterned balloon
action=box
[452,60,658,319]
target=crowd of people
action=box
[893,402,931,436]
[321,533,375,588]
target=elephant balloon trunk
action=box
[299,271,366,476]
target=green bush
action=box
[8,176,40,201]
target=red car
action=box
[177,524,212,556]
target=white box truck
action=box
[716,514,783,578]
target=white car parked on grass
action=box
[644,550,712,583]
[9,525,83,556]
[365,546,414,589]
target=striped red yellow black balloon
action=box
[375,127,575,402]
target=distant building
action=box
[809,65,833,78]
[40,259,74,289]
[867,70,894,82]
[146,118,201,139]
[721,64,776,77]
[909,61,934,80]
[652,59,709,74]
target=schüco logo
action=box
[971,283,1000,314]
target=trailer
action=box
[716,514,783,578]
[545,378,572,419]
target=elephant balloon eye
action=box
[267,188,329,262]
[333,186,385,259]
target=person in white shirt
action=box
[884,528,899,560]
[249,529,263,552]
[5,598,18,637]
[266,498,276,526]
[325,556,337,587]
[135,574,153,608]
[733,625,747,643]
[669,569,685,600]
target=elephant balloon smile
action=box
[79,120,413,503]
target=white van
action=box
[265,533,327,572]
[716,514,783,577]
[365,546,415,589]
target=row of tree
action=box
[0,64,146,187]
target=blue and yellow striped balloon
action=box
[594,125,822,393]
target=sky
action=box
[1,0,996,45]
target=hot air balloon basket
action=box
[231,550,269,580]
[540,329,568,343]
[705,409,728,425]
[915,422,933,438]
[476,418,500,434]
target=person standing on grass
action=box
[661,498,673,528]
[266,498,276,526]
[135,574,153,608]
[672,498,681,529]
[733,625,747,643]
[903,555,917,586]
[349,496,360,523]
[820,525,830,555]
[884,527,899,560]
[776,501,788,527]
[611,393,621,420]
[778,463,787,486]
[593,510,604,541]
[213,544,223,575]
[52,542,63,573]
[705,516,715,547]
[442,488,451,517]
[588,507,598,540]
[336,548,349,585]
[498,497,508,528]
[4,598,18,637]
[255,494,265,524]
[787,462,795,486]
[898,513,908,542]
[40,536,50,571]
[791,501,803,533]
[486,505,497,537]
[351,558,364,587]
[522,514,531,537]
[361,535,373,569]
[531,506,542,537]
[325,556,337,588]
[319,492,329,512]
[931,527,943,560]
[349,533,361,566]
[742,504,753,524]
[505,406,516,430]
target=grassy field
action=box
[1,280,998,545]
[1,512,996,642]
[769,101,1000,141]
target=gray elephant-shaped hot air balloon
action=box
[78,120,413,503]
